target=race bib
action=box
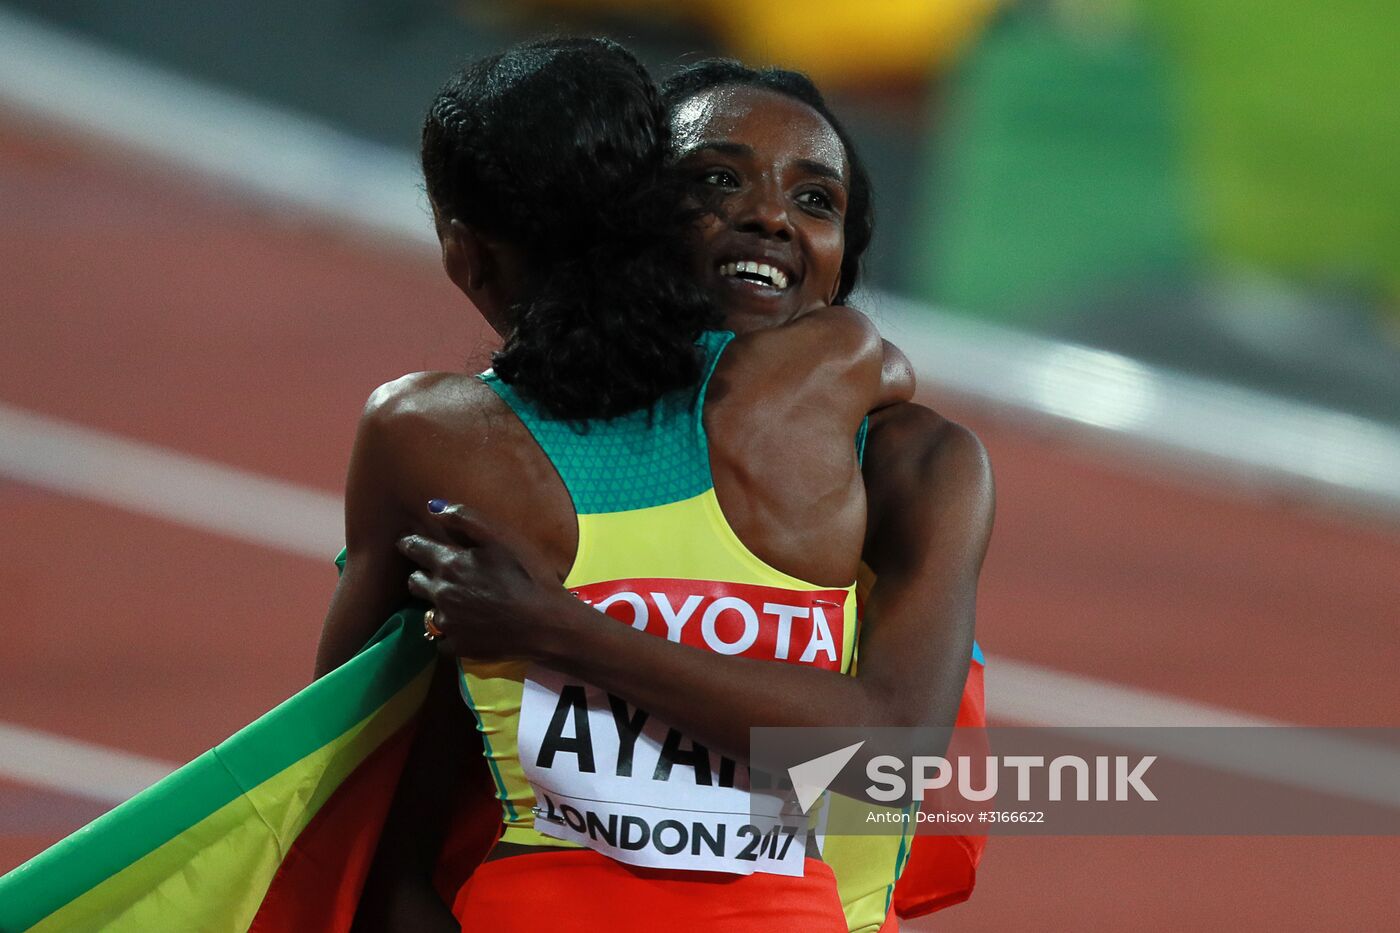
[516,578,849,876]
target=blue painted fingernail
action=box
[427,499,448,513]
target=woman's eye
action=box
[699,169,738,187]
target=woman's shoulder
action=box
[862,402,993,531]
[344,370,577,585]
[359,370,506,444]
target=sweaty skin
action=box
[333,86,993,929]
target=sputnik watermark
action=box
[862,754,1156,804]
[752,727,1400,835]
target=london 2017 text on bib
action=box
[517,578,847,875]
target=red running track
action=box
[1,115,1397,930]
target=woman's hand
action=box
[397,503,567,661]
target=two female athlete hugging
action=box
[317,38,993,933]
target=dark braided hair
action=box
[661,60,874,304]
[422,38,720,421]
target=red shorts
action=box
[450,850,847,932]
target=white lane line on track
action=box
[0,7,427,248]
[991,658,1400,811]
[0,723,176,805]
[3,5,1400,516]
[874,296,1400,516]
[988,656,1284,729]
[0,402,343,561]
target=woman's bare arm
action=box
[855,402,987,734]
[315,384,416,678]
[326,380,506,924]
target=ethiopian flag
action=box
[0,608,439,933]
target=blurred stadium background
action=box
[1,1,1397,929]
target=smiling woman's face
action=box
[671,85,850,334]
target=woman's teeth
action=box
[719,260,789,290]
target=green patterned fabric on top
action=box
[479,330,735,515]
